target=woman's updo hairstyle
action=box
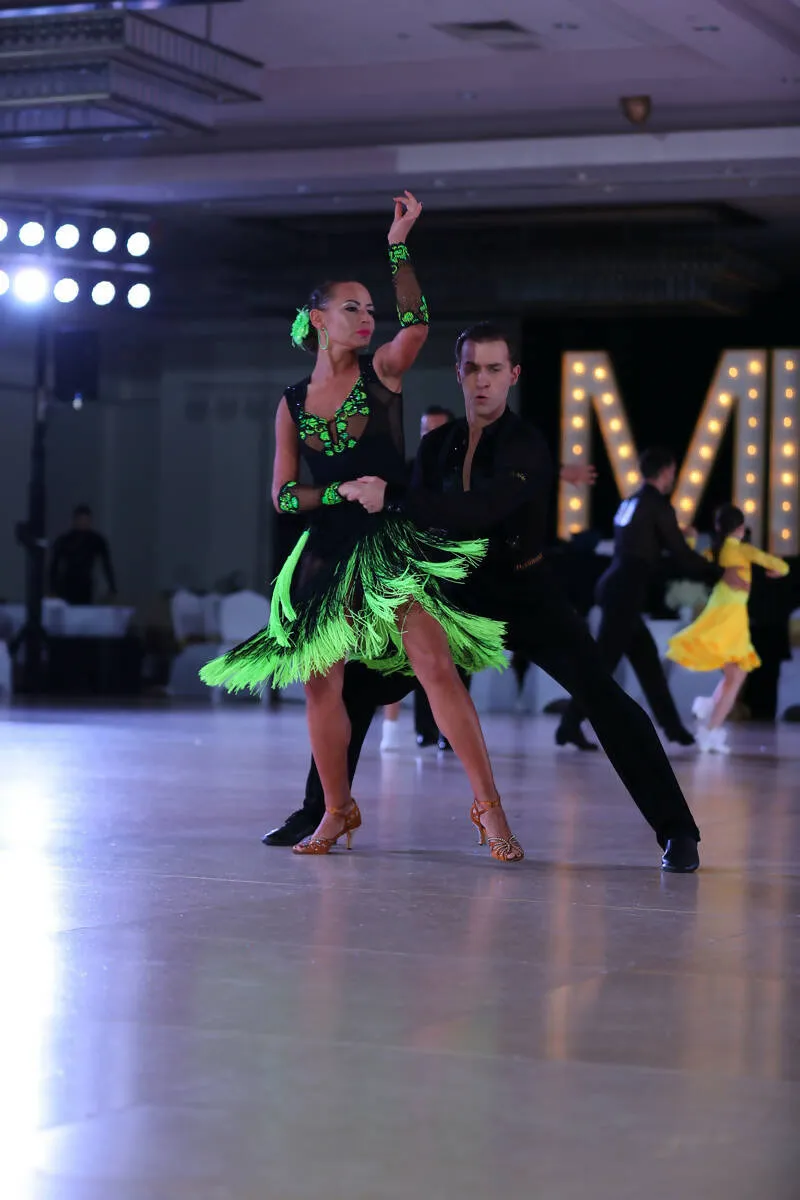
[711,502,745,562]
[290,281,339,353]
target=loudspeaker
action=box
[53,329,100,405]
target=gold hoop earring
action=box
[318,328,329,351]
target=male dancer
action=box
[555,447,739,751]
[266,324,703,872]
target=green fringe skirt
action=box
[199,516,506,694]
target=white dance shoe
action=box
[692,696,715,724]
[380,719,402,753]
[696,724,731,754]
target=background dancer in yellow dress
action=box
[666,503,789,753]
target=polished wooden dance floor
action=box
[1,701,799,1199]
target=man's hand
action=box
[680,524,698,541]
[766,569,784,579]
[560,463,597,487]
[722,567,748,592]
[338,477,388,513]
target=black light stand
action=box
[11,318,52,693]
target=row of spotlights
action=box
[0,268,150,308]
[0,218,149,257]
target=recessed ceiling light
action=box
[693,24,720,31]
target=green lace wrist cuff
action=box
[278,482,299,513]
[321,482,344,507]
[388,242,411,272]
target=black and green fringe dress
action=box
[200,256,506,695]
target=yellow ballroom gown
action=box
[666,537,789,673]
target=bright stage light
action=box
[127,282,151,309]
[127,231,150,257]
[0,270,8,296]
[91,280,115,306]
[55,223,80,250]
[53,278,79,304]
[92,227,117,253]
[13,267,48,304]
[19,221,45,248]
[0,218,7,242]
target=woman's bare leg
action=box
[708,663,747,729]
[302,661,354,839]
[401,605,518,847]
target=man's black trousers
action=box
[298,563,699,847]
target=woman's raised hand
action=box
[388,190,423,244]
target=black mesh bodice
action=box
[284,355,407,493]
[281,355,409,597]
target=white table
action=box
[0,602,135,640]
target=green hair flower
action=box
[291,307,311,349]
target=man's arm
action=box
[656,502,724,586]
[96,534,117,594]
[388,429,553,536]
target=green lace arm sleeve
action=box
[277,480,344,513]
[388,243,429,328]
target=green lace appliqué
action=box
[298,376,370,456]
[278,482,299,512]
[399,294,429,327]
[322,482,344,506]
[388,243,411,273]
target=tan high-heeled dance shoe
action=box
[470,797,524,862]
[292,801,362,856]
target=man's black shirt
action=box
[50,529,116,601]
[611,483,723,586]
[386,406,553,576]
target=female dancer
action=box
[666,503,789,753]
[201,193,523,861]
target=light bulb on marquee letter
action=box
[559,347,794,546]
[770,350,800,554]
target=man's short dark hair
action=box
[639,447,675,481]
[455,322,520,367]
[73,504,92,518]
[423,405,455,421]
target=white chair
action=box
[212,590,271,705]
[167,644,217,699]
[170,590,205,644]
[778,649,800,718]
[218,590,270,644]
[470,651,520,714]
[202,593,222,642]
